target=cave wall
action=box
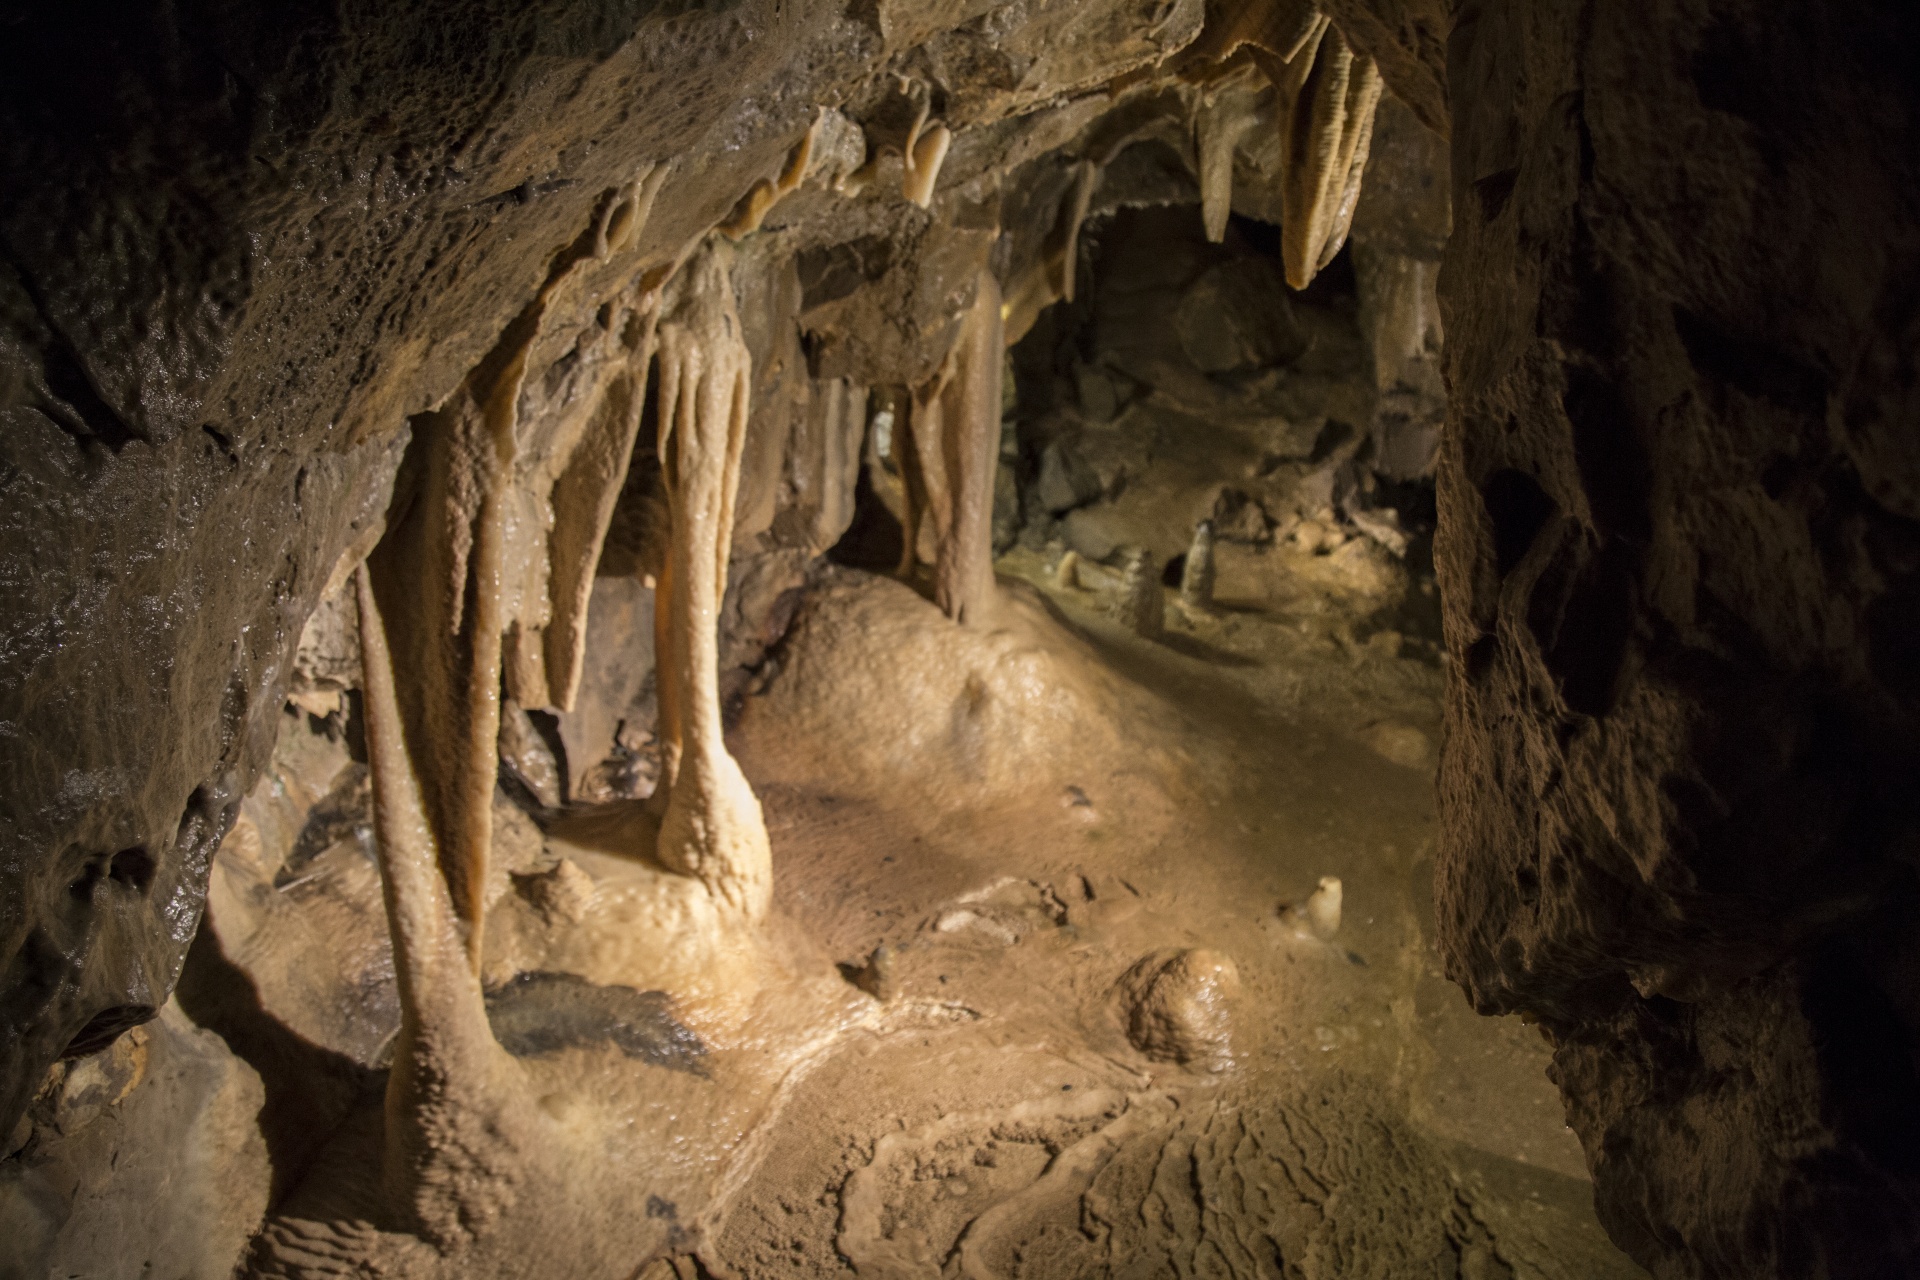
[1434,1,1920,1275]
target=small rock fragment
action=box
[1360,720,1430,768]
[851,944,897,1002]
[1113,948,1241,1070]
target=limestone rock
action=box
[1210,487,1273,544]
[1036,438,1104,514]
[1114,949,1241,1070]
[1173,258,1306,375]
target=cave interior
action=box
[1,1,1917,1278]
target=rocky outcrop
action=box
[1435,1,1920,1275]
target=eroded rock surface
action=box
[1436,2,1920,1275]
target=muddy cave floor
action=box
[189,522,1649,1279]
[673,548,1643,1278]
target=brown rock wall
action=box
[1435,2,1920,1274]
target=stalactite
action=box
[652,242,773,919]
[930,271,1004,627]
[363,165,673,955]
[803,378,868,552]
[1046,160,1098,305]
[1197,96,1257,243]
[541,315,659,713]
[900,358,954,579]
[1253,16,1383,290]
[892,272,1004,626]
[719,113,824,241]
[902,105,952,210]
[1006,160,1098,346]
[367,322,528,969]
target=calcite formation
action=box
[0,1,1916,1277]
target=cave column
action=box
[653,242,773,920]
[932,270,1005,627]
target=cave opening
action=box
[5,3,1918,1278]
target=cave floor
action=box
[699,550,1647,1279]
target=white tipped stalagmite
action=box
[1180,519,1217,608]
[1116,548,1164,638]
[653,243,774,919]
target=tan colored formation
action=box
[719,114,824,240]
[364,165,665,967]
[237,7,1397,1269]
[650,244,775,918]
[900,100,953,209]
[354,567,535,1246]
[1183,0,1385,289]
[894,270,1005,627]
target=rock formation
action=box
[0,0,1915,1277]
[1434,3,1920,1274]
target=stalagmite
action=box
[652,243,774,919]
[354,568,529,1245]
[1180,519,1217,609]
[1116,548,1164,637]
[895,271,1005,626]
